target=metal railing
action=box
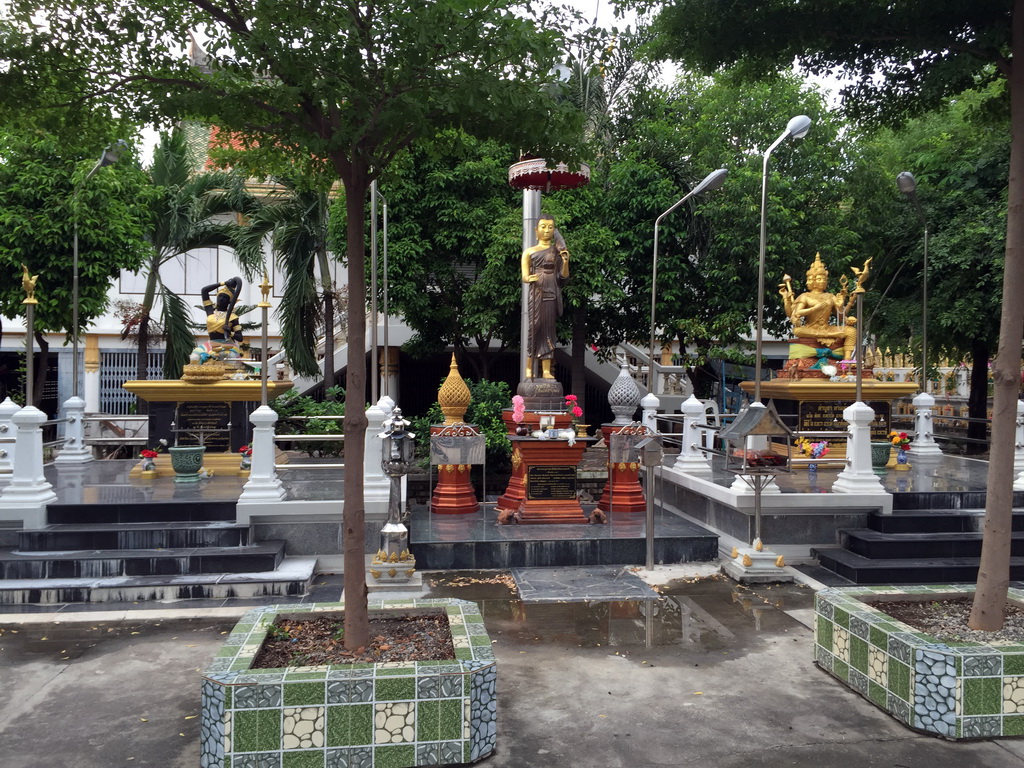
[275,414,344,467]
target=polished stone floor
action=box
[700,453,996,494]
[511,565,659,603]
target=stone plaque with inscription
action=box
[527,465,577,501]
[798,400,891,442]
[176,401,231,452]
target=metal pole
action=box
[72,218,80,399]
[648,219,662,398]
[520,190,541,380]
[755,133,789,403]
[25,303,35,408]
[922,225,929,392]
[855,293,864,403]
[381,191,390,398]
[370,180,379,404]
[754,478,763,543]
[645,463,655,569]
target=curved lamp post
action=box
[72,140,127,398]
[753,115,811,403]
[648,168,728,396]
[897,171,929,389]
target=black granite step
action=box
[840,528,1024,560]
[0,541,285,580]
[869,509,1024,534]
[890,491,1024,512]
[18,521,251,552]
[812,546,1024,584]
[0,557,317,605]
[45,501,237,525]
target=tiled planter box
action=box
[200,598,497,767]
[814,585,1024,739]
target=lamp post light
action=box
[72,140,127,398]
[897,171,929,389]
[648,168,728,396]
[754,115,812,404]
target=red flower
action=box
[140,449,159,459]
[239,445,252,456]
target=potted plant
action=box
[200,597,497,768]
[889,430,912,470]
[239,444,253,473]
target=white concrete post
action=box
[640,393,660,434]
[833,401,886,493]
[364,396,394,521]
[673,394,712,474]
[84,368,101,413]
[0,397,20,474]
[0,405,58,511]
[238,405,286,503]
[53,396,94,464]
[911,391,943,458]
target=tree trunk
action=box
[33,332,48,411]
[339,163,370,650]
[136,310,151,381]
[570,306,587,418]
[970,0,1024,631]
[966,339,989,452]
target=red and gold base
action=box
[596,425,646,515]
[496,438,588,524]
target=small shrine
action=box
[741,253,918,459]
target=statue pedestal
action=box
[739,379,919,462]
[496,438,587,524]
[429,427,479,515]
[596,424,645,515]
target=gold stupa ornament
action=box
[438,353,471,424]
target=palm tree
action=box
[239,176,343,398]
[127,129,262,382]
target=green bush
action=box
[410,378,513,470]
[272,387,346,457]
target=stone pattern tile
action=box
[813,584,1024,740]
[511,565,658,603]
[200,598,498,768]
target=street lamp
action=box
[754,115,812,404]
[648,167,728,395]
[897,171,929,390]
[72,140,127,398]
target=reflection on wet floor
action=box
[422,570,813,650]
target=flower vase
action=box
[140,458,156,474]
[240,458,252,471]
[575,423,589,438]
[808,463,817,474]
[515,423,529,437]
[895,448,910,471]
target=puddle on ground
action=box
[423,571,813,652]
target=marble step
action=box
[869,509,1024,534]
[812,546,1024,585]
[840,528,1024,560]
[18,521,251,552]
[0,541,285,580]
[890,490,1024,512]
[0,557,316,605]
[46,501,237,525]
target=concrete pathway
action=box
[2,569,1024,767]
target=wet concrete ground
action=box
[2,573,1023,767]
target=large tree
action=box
[0,129,150,407]
[648,0,1024,630]
[2,0,584,647]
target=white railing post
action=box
[640,393,660,433]
[833,401,886,493]
[0,405,58,515]
[238,405,286,503]
[911,391,943,458]
[364,396,394,521]
[0,397,20,475]
[673,394,712,475]
[53,396,94,464]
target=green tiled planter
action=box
[814,584,1024,739]
[200,598,497,767]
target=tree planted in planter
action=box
[1,0,586,648]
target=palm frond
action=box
[159,285,198,379]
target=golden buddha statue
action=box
[777,253,871,378]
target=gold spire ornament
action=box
[258,270,273,308]
[438,353,471,424]
[21,264,38,305]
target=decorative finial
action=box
[438,353,471,425]
[258,270,272,308]
[21,264,38,305]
